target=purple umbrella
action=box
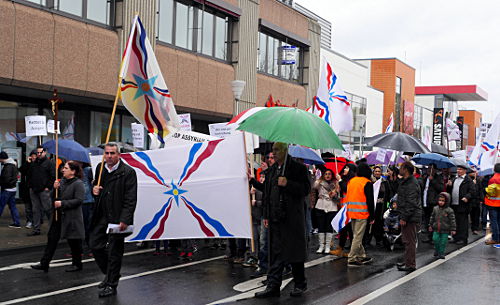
[365,150,405,165]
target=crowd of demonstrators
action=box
[0,151,21,228]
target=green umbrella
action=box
[236,107,343,150]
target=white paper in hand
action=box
[106,223,134,234]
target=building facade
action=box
[355,58,416,135]
[0,0,320,163]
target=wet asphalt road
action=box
[0,232,496,305]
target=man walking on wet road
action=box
[250,142,310,298]
[90,143,137,298]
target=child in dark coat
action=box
[429,192,456,259]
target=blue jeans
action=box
[487,206,500,241]
[0,190,20,226]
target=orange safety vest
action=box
[345,176,370,219]
[485,173,500,207]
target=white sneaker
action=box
[25,222,33,229]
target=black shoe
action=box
[97,281,107,289]
[65,266,82,272]
[397,265,416,272]
[8,223,21,228]
[98,286,117,298]
[438,255,446,259]
[255,286,280,298]
[455,240,466,245]
[250,270,266,279]
[347,261,364,267]
[27,231,41,236]
[31,263,48,272]
[396,262,405,267]
[290,286,307,297]
[360,257,373,264]
[433,251,438,257]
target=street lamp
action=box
[355,114,366,158]
[231,80,246,115]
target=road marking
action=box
[233,255,338,292]
[207,278,293,305]
[0,255,224,305]
[0,248,154,272]
[348,237,485,305]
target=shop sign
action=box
[432,108,444,145]
[25,115,47,137]
[179,113,192,131]
[131,123,144,149]
[456,116,464,150]
[280,45,297,65]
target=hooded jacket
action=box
[0,158,18,191]
[429,192,456,234]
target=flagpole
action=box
[242,132,255,253]
[96,14,139,188]
[49,89,63,221]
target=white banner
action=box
[47,120,61,134]
[208,123,236,139]
[114,134,251,241]
[373,179,382,212]
[451,150,466,161]
[166,130,218,146]
[178,113,192,132]
[25,115,47,137]
[131,123,145,149]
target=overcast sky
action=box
[295,0,499,122]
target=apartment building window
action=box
[157,0,231,61]
[21,0,113,26]
[257,31,302,83]
[414,104,423,138]
[395,76,402,131]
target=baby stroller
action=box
[383,196,403,251]
[382,195,419,251]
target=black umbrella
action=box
[363,132,431,154]
[431,143,449,156]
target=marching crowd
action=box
[1,143,500,299]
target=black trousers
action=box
[267,222,306,289]
[314,209,336,233]
[422,206,434,240]
[89,217,125,288]
[40,216,82,268]
[470,205,481,231]
[453,209,469,242]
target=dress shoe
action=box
[397,265,416,272]
[98,286,117,298]
[65,266,82,272]
[433,251,438,257]
[290,286,307,297]
[27,231,41,236]
[438,255,446,259]
[31,263,48,272]
[97,281,107,289]
[255,286,280,298]
[396,262,405,267]
[485,240,499,245]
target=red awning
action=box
[415,85,487,101]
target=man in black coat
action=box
[447,165,474,244]
[421,164,444,242]
[27,146,55,236]
[252,142,310,298]
[0,151,21,228]
[90,143,137,298]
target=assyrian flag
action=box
[119,15,179,143]
[331,204,350,233]
[446,118,461,141]
[469,114,500,174]
[92,134,252,241]
[313,57,353,134]
[385,113,394,133]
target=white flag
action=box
[313,57,353,134]
[469,114,500,173]
[446,118,461,141]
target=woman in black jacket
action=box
[31,161,85,272]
